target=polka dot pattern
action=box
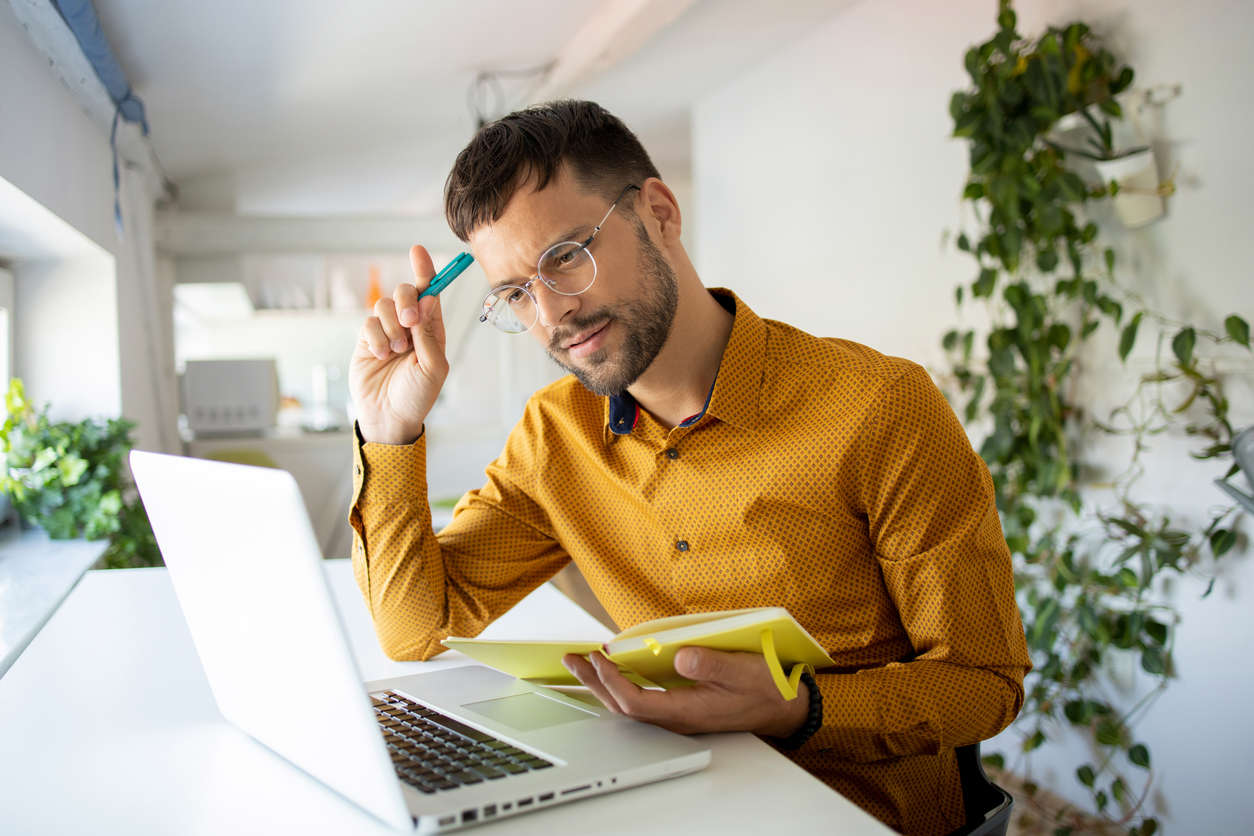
[349,289,1030,835]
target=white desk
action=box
[0,561,890,835]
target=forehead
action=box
[467,167,606,283]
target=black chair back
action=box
[951,742,1013,836]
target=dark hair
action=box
[444,100,660,241]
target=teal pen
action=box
[419,251,475,298]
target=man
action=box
[348,100,1030,835]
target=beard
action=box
[546,220,679,397]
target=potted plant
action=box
[0,378,161,567]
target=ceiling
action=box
[92,0,852,214]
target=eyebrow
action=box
[487,224,591,291]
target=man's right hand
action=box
[349,245,450,445]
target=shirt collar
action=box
[604,288,765,437]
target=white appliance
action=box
[181,358,278,435]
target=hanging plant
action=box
[945,3,1250,833]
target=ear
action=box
[638,177,682,245]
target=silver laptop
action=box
[129,450,710,832]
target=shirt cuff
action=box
[352,422,429,507]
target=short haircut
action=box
[444,99,661,242]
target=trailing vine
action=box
[944,3,1250,833]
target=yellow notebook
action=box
[441,607,834,700]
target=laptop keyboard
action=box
[372,690,553,794]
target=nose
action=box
[531,278,580,328]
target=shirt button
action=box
[675,540,690,552]
[664,448,679,460]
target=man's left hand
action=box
[561,647,809,738]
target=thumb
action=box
[675,646,735,682]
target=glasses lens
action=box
[481,286,534,333]
[538,242,597,295]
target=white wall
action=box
[14,257,120,420]
[0,2,177,451]
[693,0,1254,830]
[0,0,115,256]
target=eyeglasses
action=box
[479,184,640,334]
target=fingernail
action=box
[390,339,406,353]
[400,307,418,326]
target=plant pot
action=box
[1094,148,1164,228]
[1217,427,1254,514]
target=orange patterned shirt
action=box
[349,289,1030,834]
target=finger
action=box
[674,647,754,686]
[410,294,448,371]
[563,653,623,714]
[394,281,420,329]
[588,651,666,720]
[358,316,393,361]
[372,297,410,354]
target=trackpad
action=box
[463,692,596,732]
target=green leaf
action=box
[963,182,985,200]
[981,752,1005,771]
[1104,247,1116,274]
[973,268,998,298]
[1035,248,1059,272]
[1096,718,1124,746]
[965,47,981,82]
[1141,646,1167,675]
[1172,327,1196,367]
[1112,777,1128,804]
[1119,312,1144,362]
[943,330,960,351]
[1210,528,1236,557]
[1145,619,1169,645]
[1129,743,1151,768]
[1076,764,1096,787]
[1064,700,1091,725]
[957,233,971,252]
[1097,295,1123,325]
[1142,818,1160,836]
[1225,314,1251,348]
[1095,789,1108,811]
[1023,729,1046,752]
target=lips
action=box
[561,320,610,350]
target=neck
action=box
[627,249,733,428]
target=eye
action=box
[504,288,527,306]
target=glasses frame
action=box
[479,184,641,334]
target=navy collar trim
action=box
[607,375,716,437]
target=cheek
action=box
[528,324,552,349]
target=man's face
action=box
[468,169,678,396]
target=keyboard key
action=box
[473,766,507,779]
[447,770,485,785]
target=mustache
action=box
[548,311,611,352]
